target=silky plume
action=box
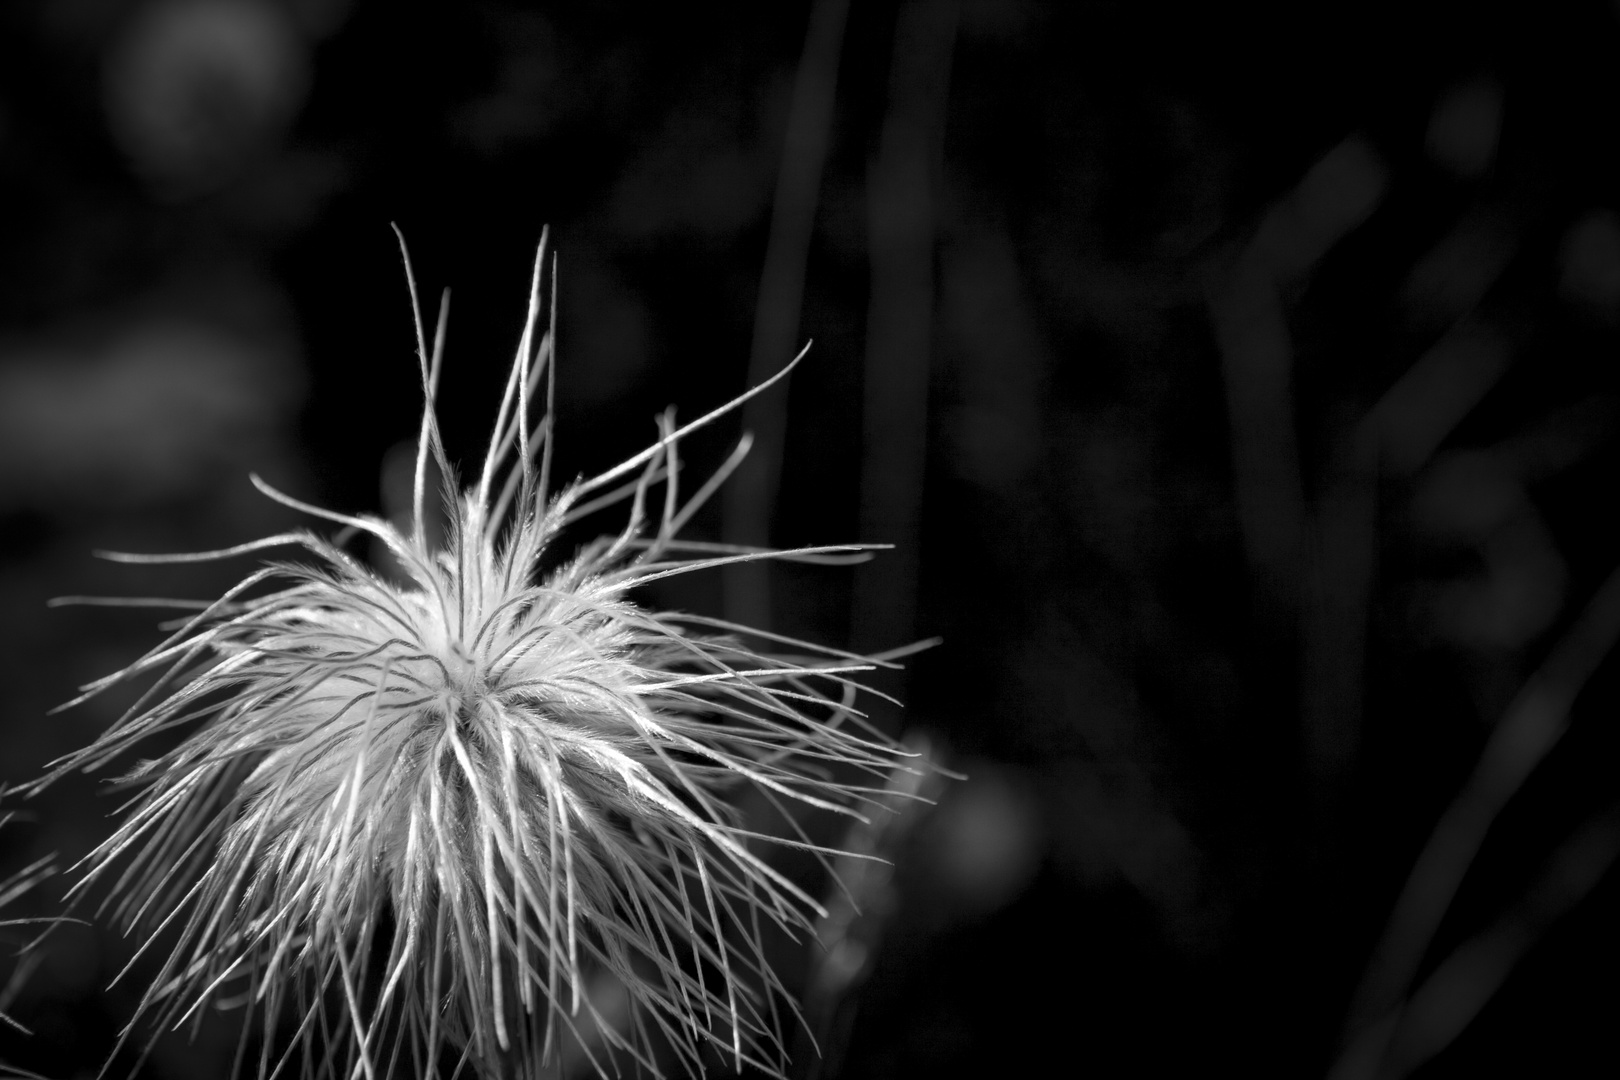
[25,231,929,1080]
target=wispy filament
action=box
[31,233,926,1080]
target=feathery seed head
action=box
[35,231,925,1080]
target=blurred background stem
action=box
[722,0,850,633]
[851,0,957,686]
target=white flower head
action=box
[37,231,924,1080]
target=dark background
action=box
[5,1,1620,1077]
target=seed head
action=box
[35,232,923,1079]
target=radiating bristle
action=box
[29,234,928,1080]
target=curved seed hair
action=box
[27,232,928,1080]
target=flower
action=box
[33,232,924,1079]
